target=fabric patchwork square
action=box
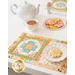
[28,41,36,45]
[31,45,37,51]
[20,41,37,53]
[22,49,30,53]
[8,35,48,60]
[20,43,27,48]
[24,44,34,50]
[51,0,67,12]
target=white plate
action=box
[42,42,67,62]
[43,17,67,31]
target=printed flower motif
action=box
[58,64,66,72]
[61,67,66,70]
[62,64,66,68]
[58,68,62,72]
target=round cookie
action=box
[50,25,58,29]
[48,18,60,25]
[45,18,60,25]
[54,22,64,28]
[50,48,62,58]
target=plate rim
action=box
[42,42,67,62]
[43,17,67,31]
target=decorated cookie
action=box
[54,22,64,28]
[48,20,55,25]
[45,18,60,25]
[46,24,50,28]
[44,18,66,30]
[45,19,52,25]
[50,48,62,58]
[53,18,60,24]
[50,25,58,29]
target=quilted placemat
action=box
[8,32,67,73]
[51,0,67,13]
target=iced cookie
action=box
[45,18,60,25]
[53,18,60,24]
[50,25,58,29]
[54,22,64,28]
[45,19,52,25]
[50,48,62,58]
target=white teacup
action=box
[24,19,38,31]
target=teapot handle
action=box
[11,4,18,15]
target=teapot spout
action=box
[36,4,40,15]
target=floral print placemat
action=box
[8,32,67,73]
[51,0,67,13]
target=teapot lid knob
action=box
[25,1,27,4]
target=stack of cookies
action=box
[45,18,64,29]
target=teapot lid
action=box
[20,1,30,9]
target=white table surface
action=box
[8,0,67,75]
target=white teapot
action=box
[11,1,40,20]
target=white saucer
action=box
[42,42,67,62]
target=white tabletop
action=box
[8,0,67,75]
